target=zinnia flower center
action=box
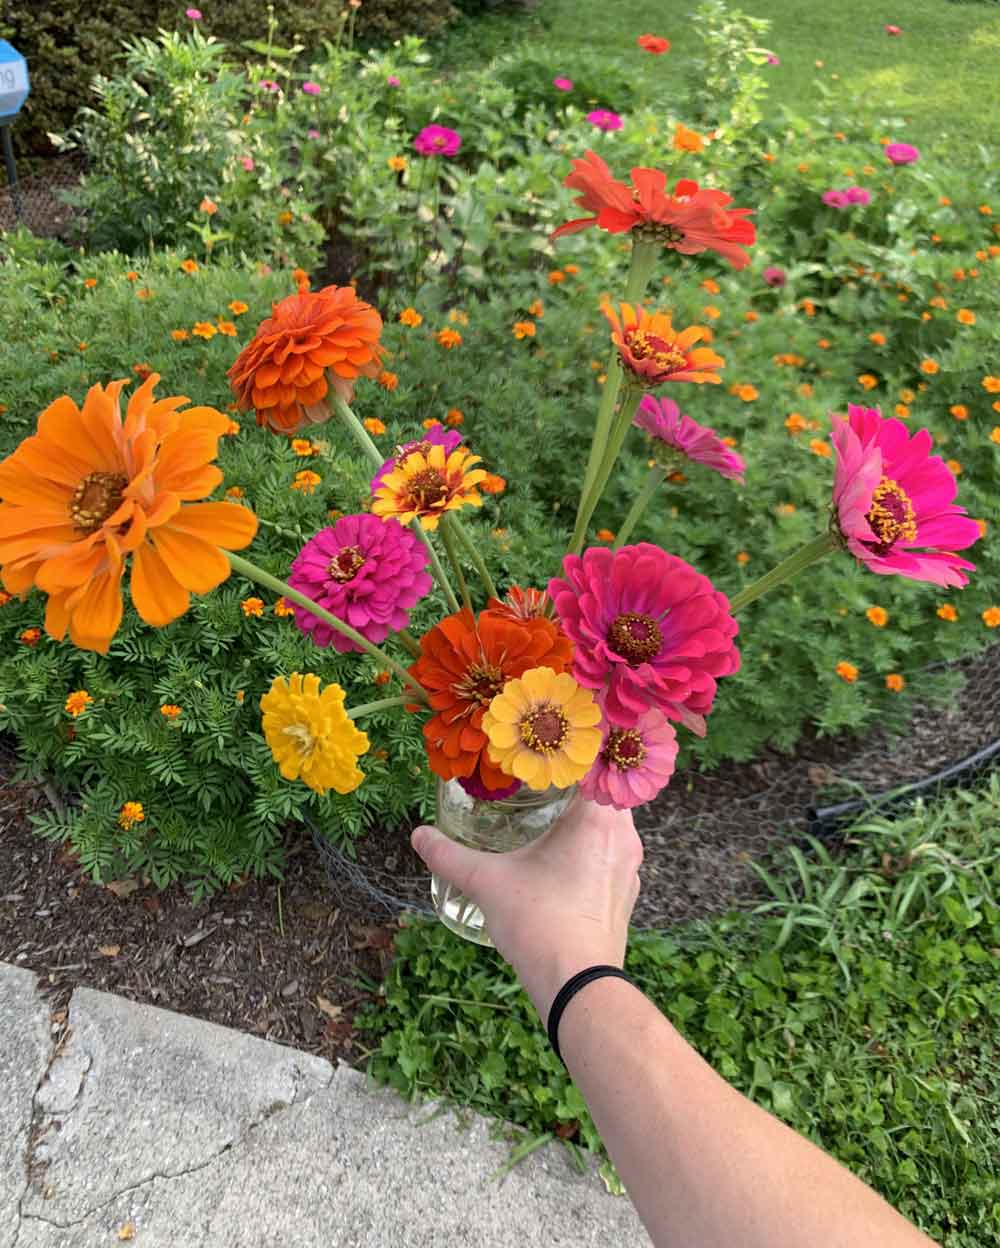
[328,545,365,583]
[864,476,918,555]
[607,612,663,665]
[633,219,685,245]
[408,467,449,508]
[625,329,687,373]
[603,728,647,771]
[520,705,569,752]
[454,660,505,707]
[69,471,128,533]
[282,722,316,757]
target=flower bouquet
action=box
[0,151,980,945]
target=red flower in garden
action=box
[553,151,756,269]
[637,33,671,54]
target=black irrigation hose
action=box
[807,737,1000,840]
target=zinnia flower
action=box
[602,304,724,386]
[227,285,384,435]
[885,143,919,165]
[766,53,780,65]
[587,110,623,131]
[672,123,705,153]
[371,442,485,530]
[821,190,849,208]
[763,265,786,287]
[287,515,432,651]
[553,151,756,269]
[370,426,463,493]
[0,376,258,654]
[553,77,573,91]
[483,586,551,622]
[885,24,902,34]
[579,709,679,808]
[482,667,602,790]
[413,125,462,157]
[831,404,981,587]
[548,544,740,731]
[409,608,573,792]
[260,673,369,795]
[845,186,871,205]
[637,34,671,54]
[302,81,321,95]
[186,7,202,18]
[634,395,745,482]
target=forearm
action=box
[557,978,936,1248]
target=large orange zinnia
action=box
[0,376,258,653]
[602,303,724,386]
[227,285,385,436]
[410,608,573,792]
[553,151,756,270]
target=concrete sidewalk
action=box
[1,962,649,1247]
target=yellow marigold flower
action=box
[548,270,566,285]
[957,308,976,325]
[835,661,858,683]
[160,704,182,720]
[920,359,939,376]
[602,303,724,387]
[673,122,705,152]
[866,606,888,627]
[241,597,265,617]
[482,667,602,790]
[193,321,217,340]
[119,801,145,829]
[528,299,544,317]
[869,332,886,346]
[983,376,1000,393]
[377,370,398,391]
[809,438,832,458]
[292,470,321,494]
[274,596,295,617]
[445,408,464,426]
[900,388,916,403]
[180,259,199,274]
[278,211,293,226]
[399,307,423,327]
[937,604,958,622]
[857,373,879,391]
[261,672,368,795]
[372,442,485,530]
[387,155,407,172]
[65,690,93,717]
[950,404,968,421]
[513,321,536,340]
[364,418,387,436]
[229,300,249,316]
[885,673,905,693]
[436,328,462,349]
[171,328,189,342]
[217,320,237,337]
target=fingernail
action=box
[411,825,432,853]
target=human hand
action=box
[411,796,643,1019]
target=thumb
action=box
[411,825,484,897]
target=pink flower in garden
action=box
[185,7,203,18]
[766,54,780,65]
[884,24,902,35]
[241,156,255,171]
[553,77,574,91]
[259,80,279,93]
[845,186,871,205]
[580,710,679,808]
[831,404,981,588]
[763,265,786,287]
[634,395,746,483]
[302,81,321,96]
[371,425,464,492]
[307,129,321,139]
[548,544,740,732]
[287,514,432,651]
[413,125,463,157]
[387,76,401,87]
[885,143,920,165]
[587,110,623,132]
[821,189,849,208]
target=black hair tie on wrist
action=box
[547,965,636,1066]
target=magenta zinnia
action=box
[413,125,462,157]
[579,709,679,809]
[548,544,740,731]
[287,514,432,651]
[635,395,745,482]
[831,404,980,587]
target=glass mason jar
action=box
[431,777,575,946]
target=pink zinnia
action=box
[287,514,432,651]
[845,186,871,205]
[831,404,980,588]
[302,81,321,95]
[766,53,780,65]
[259,80,279,93]
[762,265,786,287]
[553,77,574,91]
[885,143,919,165]
[822,189,849,208]
[635,395,745,483]
[548,544,740,732]
[241,156,255,171]
[185,7,203,18]
[587,110,623,132]
[307,128,321,139]
[580,710,678,809]
[371,425,463,493]
[387,75,401,87]
[413,125,462,157]
[885,24,902,35]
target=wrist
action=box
[519,943,625,1021]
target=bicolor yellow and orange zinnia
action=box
[601,303,724,387]
[0,376,258,653]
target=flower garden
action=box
[1,1,999,1241]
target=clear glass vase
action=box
[431,777,575,946]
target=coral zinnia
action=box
[482,667,602,790]
[261,672,369,795]
[579,709,679,809]
[370,426,463,493]
[410,608,573,792]
[548,544,740,731]
[831,404,980,587]
[371,442,486,530]
[227,285,384,436]
[553,151,756,269]
[634,395,745,482]
[0,376,258,654]
[483,586,551,622]
[287,514,432,652]
[602,303,724,386]
[637,33,671,54]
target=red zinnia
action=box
[637,34,671,54]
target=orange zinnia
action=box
[601,303,724,386]
[409,608,573,792]
[0,376,258,654]
[552,151,755,269]
[228,286,384,436]
[672,123,705,153]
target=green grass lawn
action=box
[439,0,1000,159]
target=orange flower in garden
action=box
[377,371,399,391]
[0,376,258,654]
[224,419,240,435]
[866,606,888,627]
[422,418,442,430]
[387,156,407,172]
[900,388,916,403]
[672,123,705,153]
[192,322,217,340]
[445,409,464,427]
[274,596,295,617]
[548,270,566,285]
[702,305,721,320]
[512,321,536,340]
[217,320,237,337]
[957,309,976,325]
[180,259,199,274]
[228,285,384,436]
[126,271,139,282]
[638,33,671,54]
[744,310,759,322]
[241,597,264,617]
[601,303,724,386]
[950,405,968,421]
[732,384,758,402]
[991,427,1000,445]
[225,486,244,499]
[552,151,755,269]
[857,374,879,391]
[885,673,905,692]
[784,412,807,434]
[946,458,962,475]
[528,299,544,317]
[869,332,886,346]
[436,328,463,349]
[292,268,310,291]
[229,301,249,316]
[83,278,97,289]
[119,801,144,829]
[736,551,750,565]
[372,443,486,530]
[895,404,910,419]
[800,300,816,317]
[920,359,939,376]
[171,329,189,342]
[199,197,218,215]
[65,690,93,716]
[160,703,182,719]
[133,363,153,381]
[480,473,507,495]
[363,418,387,436]
[835,662,858,683]
[596,529,616,543]
[701,278,720,295]
[137,287,153,300]
[981,606,1000,628]
[291,470,321,494]
[399,307,423,327]
[937,604,958,622]
[19,627,41,645]
[809,438,832,458]
[983,376,1000,394]
[291,437,316,457]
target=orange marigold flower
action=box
[171,329,189,342]
[228,286,384,436]
[374,669,391,686]
[513,321,537,340]
[192,322,217,340]
[292,267,310,291]
[936,603,958,622]
[800,299,816,316]
[422,418,441,431]
[856,373,878,391]
[563,264,580,275]
[920,359,939,376]
[199,197,218,215]
[835,661,858,683]
[278,211,293,226]
[180,259,199,274]
[224,419,240,436]
[445,409,464,426]
[83,278,97,289]
[228,301,249,316]
[399,307,423,327]
[866,606,888,627]
[0,377,258,654]
[363,418,387,436]
[436,328,463,349]
[784,412,807,434]
[701,278,720,295]
[528,299,544,317]
[930,296,947,310]
[900,388,916,403]
[991,427,1000,445]
[869,332,886,346]
[65,689,93,716]
[701,305,721,320]
[388,155,407,172]
[895,404,910,419]
[950,404,968,420]
[595,529,615,543]
[291,438,316,456]
[776,503,796,516]
[602,303,724,387]
[480,473,506,495]
[291,470,321,494]
[241,597,265,617]
[744,310,759,323]
[548,270,566,285]
[979,204,993,214]
[372,443,485,530]
[225,486,245,499]
[133,363,153,381]
[160,703,182,719]
[736,551,750,565]
[672,123,705,153]
[137,287,153,300]
[809,438,832,458]
[377,370,399,391]
[946,458,962,475]
[982,376,1000,393]
[957,308,976,325]
[19,626,42,645]
[126,271,139,282]
[217,320,237,337]
[885,673,905,693]
[274,596,295,617]
[119,801,144,829]
[979,605,1000,628]
[834,131,846,141]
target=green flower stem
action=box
[623,238,660,304]
[728,532,839,613]
[614,464,666,550]
[420,528,460,614]
[226,551,427,702]
[439,514,472,613]
[397,628,422,659]
[451,515,498,600]
[347,696,410,719]
[573,385,644,549]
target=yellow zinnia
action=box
[372,443,486,530]
[482,667,602,790]
[260,673,369,795]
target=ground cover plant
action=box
[358,778,1000,1247]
